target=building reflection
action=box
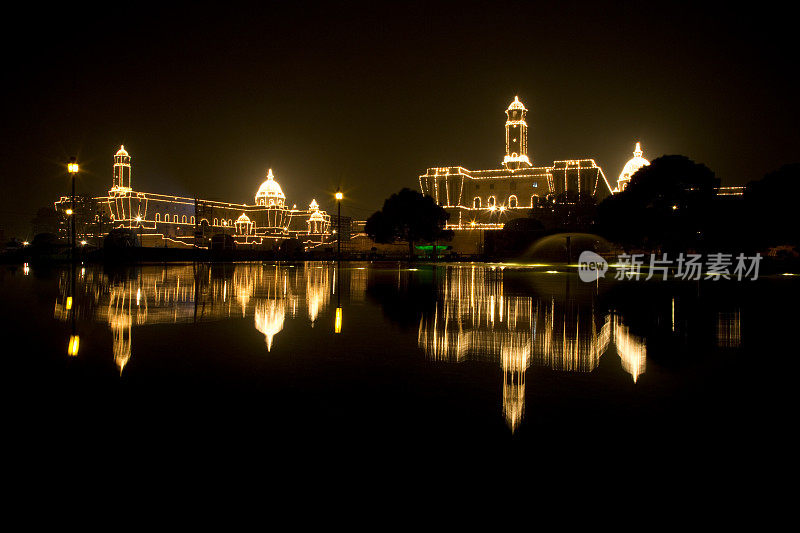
[55,262,346,372]
[418,266,647,431]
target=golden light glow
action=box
[80,240,87,246]
[334,307,342,334]
[67,335,80,357]
[66,296,72,310]
[65,209,73,216]
[335,191,344,201]
[68,162,79,174]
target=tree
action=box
[365,188,453,260]
[596,155,720,251]
[742,163,800,248]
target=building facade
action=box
[419,97,614,231]
[56,146,332,248]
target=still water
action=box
[3,261,793,456]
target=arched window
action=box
[214,218,218,226]
[531,194,540,207]
[473,197,481,209]
[221,219,226,227]
[164,214,170,222]
[487,196,496,208]
[182,215,187,223]
[190,216,195,225]
[228,219,232,226]
[155,213,160,222]
[508,195,518,208]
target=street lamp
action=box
[135,215,142,247]
[335,188,343,261]
[67,157,79,260]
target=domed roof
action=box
[255,168,286,205]
[236,213,251,224]
[116,145,129,157]
[618,142,650,187]
[507,96,527,111]
[309,210,325,222]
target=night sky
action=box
[2,1,797,238]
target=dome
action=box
[255,168,286,207]
[236,213,251,224]
[309,210,324,222]
[116,145,129,157]
[617,142,650,191]
[507,96,527,111]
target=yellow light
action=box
[80,240,87,246]
[66,296,72,310]
[489,205,497,211]
[68,162,79,174]
[65,209,73,216]
[335,191,344,201]
[499,205,506,212]
[22,241,29,246]
[67,335,80,357]
[334,307,342,334]
[672,205,678,210]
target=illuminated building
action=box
[55,146,332,248]
[614,142,650,192]
[419,97,613,232]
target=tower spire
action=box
[503,96,532,169]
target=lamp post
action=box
[335,188,343,261]
[67,158,79,260]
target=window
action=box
[487,196,496,208]
[228,219,232,226]
[182,215,187,223]
[531,194,540,207]
[164,214,170,222]
[190,216,195,225]
[155,213,160,222]
[473,197,481,209]
[221,219,226,226]
[509,195,518,208]
[214,218,218,226]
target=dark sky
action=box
[2,0,798,238]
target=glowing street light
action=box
[67,157,78,260]
[335,187,343,261]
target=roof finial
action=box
[633,142,643,157]
[267,168,274,179]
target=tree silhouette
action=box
[365,188,453,260]
[597,155,720,251]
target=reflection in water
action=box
[56,262,342,371]
[53,262,671,433]
[417,266,647,431]
[716,311,741,348]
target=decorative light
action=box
[66,296,73,310]
[65,209,73,215]
[80,240,87,246]
[67,161,79,174]
[67,335,80,357]
[22,241,29,246]
[335,191,344,201]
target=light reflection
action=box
[54,262,353,372]
[417,265,648,431]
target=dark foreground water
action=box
[3,261,796,472]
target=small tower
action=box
[503,96,532,170]
[112,145,132,190]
